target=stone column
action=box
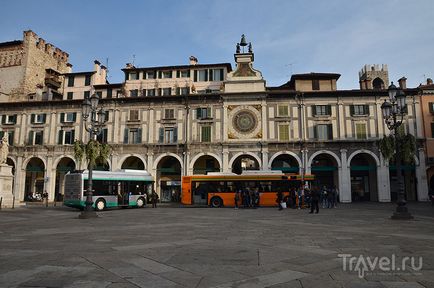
[377,154,391,202]
[46,156,56,201]
[304,149,311,175]
[261,145,269,170]
[15,156,25,202]
[222,148,229,172]
[416,148,429,201]
[0,164,14,208]
[339,149,351,203]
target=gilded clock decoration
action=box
[233,109,258,134]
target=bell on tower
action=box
[236,34,252,54]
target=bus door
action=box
[117,181,129,206]
[192,181,208,205]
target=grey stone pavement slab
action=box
[0,202,433,288]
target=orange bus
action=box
[181,171,314,207]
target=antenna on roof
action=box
[105,57,110,80]
[132,54,136,66]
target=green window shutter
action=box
[159,128,164,143]
[350,105,355,116]
[430,103,434,113]
[328,124,333,140]
[176,70,180,78]
[176,87,180,95]
[136,128,142,144]
[8,131,14,145]
[187,70,191,77]
[326,105,332,116]
[173,127,178,142]
[73,112,77,122]
[125,72,129,81]
[431,123,434,138]
[196,108,202,119]
[12,115,17,124]
[60,113,65,123]
[220,69,224,80]
[204,70,208,81]
[31,114,35,124]
[314,125,318,139]
[209,69,213,81]
[364,105,369,115]
[194,70,198,82]
[71,130,75,143]
[158,88,162,96]
[158,71,162,79]
[207,107,212,118]
[1,116,5,124]
[42,114,46,124]
[28,131,34,145]
[124,128,129,144]
[40,131,44,144]
[0,131,3,139]
[58,130,64,144]
[312,105,317,116]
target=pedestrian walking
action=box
[309,186,319,214]
[151,189,159,208]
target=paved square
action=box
[0,203,433,288]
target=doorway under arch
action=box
[311,153,339,189]
[192,155,220,175]
[157,156,182,202]
[24,157,45,201]
[350,153,378,201]
[232,155,260,175]
[55,157,76,201]
[93,157,110,171]
[389,159,417,201]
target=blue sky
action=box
[1,0,433,89]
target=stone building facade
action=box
[0,32,430,205]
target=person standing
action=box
[276,189,283,211]
[234,189,240,209]
[151,189,159,208]
[309,186,319,214]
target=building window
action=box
[129,110,139,121]
[0,131,14,145]
[1,115,17,125]
[162,71,172,79]
[431,123,434,138]
[313,105,331,116]
[148,89,156,96]
[315,124,333,140]
[177,70,190,78]
[159,127,178,143]
[164,109,175,119]
[124,128,142,144]
[180,87,189,95]
[84,91,90,99]
[130,89,139,97]
[30,114,46,124]
[429,102,434,114]
[84,74,91,86]
[211,69,224,81]
[67,76,75,87]
[58,130,75,145]
[97,128,108,143]
[107,89,112,98]
[312,79,320,90]
[129,72,139,80]
[67,92,73,100]
[277,105,289,117]
[351,105,369,116]
[161,88,171,96]
[198,70,208,81]
[279,124,290,141]
[144,71,155,79]
[196,107,211,119]
[28,130,44,145]
[201,126,211,142]
[60,112,77,123]
[355,123,367,139]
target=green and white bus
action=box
[64,169,154,211]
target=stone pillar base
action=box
[0,164,14,208]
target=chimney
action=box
[66,63,73,73]
[189,56,198,65]
[398,77,407,89]
[125,63,135,69]
[428,78,433,85]
[101,65,107,82]
[94,60,101,73]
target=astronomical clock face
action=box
[228,105,262,139]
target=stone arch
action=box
[54,157,76,201]
[307,150,341,168]
[190,153,222,175]
[268,151,302,170]
[24,157,46,201]
[6,156,16,169]
[120,155,146,170]
[154,153,183,203]
[229,152,262,175]
[347,150,380,168]
[23,156,47,171]
[53,155,76,170]
[372,77,385,90]
[153,153,183,172]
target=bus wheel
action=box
[95,199,106,211]
[210,197,223,208]
[136,197,145,208]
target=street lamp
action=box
[79,92,107,219]
[381,82,413,220]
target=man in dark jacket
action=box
[309,186,319,214]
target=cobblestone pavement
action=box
[0,202,433,288]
